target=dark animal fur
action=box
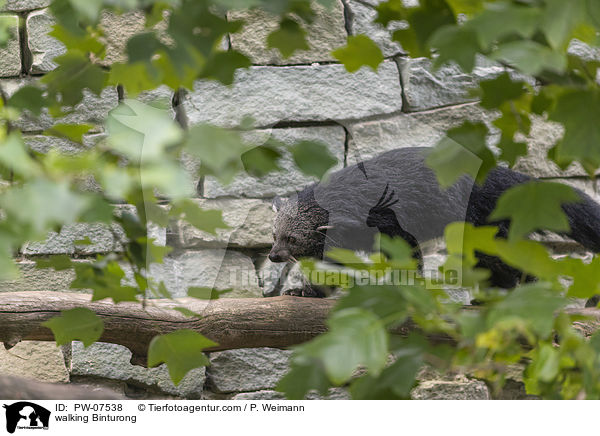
[269,147,600,296]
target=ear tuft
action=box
[272,196,284,212]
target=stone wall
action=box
[0,0,594,400]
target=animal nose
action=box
[269,250,288,263]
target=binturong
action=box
[269,147,600,297]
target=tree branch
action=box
[0,291,335,365]
[1,291,599,368]
[0,374,124,400]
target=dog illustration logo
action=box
[3,402,50,433]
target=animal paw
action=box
[282,286,326,298]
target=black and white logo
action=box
[3,402,50,433]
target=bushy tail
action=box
[475,168,600,252]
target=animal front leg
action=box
[282,284,327,298]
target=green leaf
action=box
[109,62,162,97]
[426,122,495,187]
[241,143,282,177]
[267,17,309,58]
[70,259,140,303]
[490,41,567,76]
[0,179,91,234]
[126,32,164,64]
[468,2,541,50]
[0,132,40,178]
[68,0,103,22]
[42,308,104,347]
[187,287,231,299]
[184,124,247,184]
[350,335,424,399]
[478,73,526,110]
[525,343,561,386]
[375,0,409,26]
[277,357,331,400]
[490,181,581,241]
[445,0,484,16]
[49,24,105,55]
[429,25,480,72]
[289,140,337,179]
[107,99,183,163]
[201,50,252,85]
[378,234,414,265]
[148,329,217,385]
[388,0,455,57]
[487,283,567,338]
[45,123,94,143]
[336,285,408,321]
[171,199,229,235]
[91,284,139,303]
[561,256,600,299]
[7,85,46,116]
[35,255,73,270]
[42,51,107,106]
[548,89,600,174]
[497,135,528,167]
[332,35,384,73]
[541,0,588,50]
[298,308,388,384]
[325,248,368,267]
[494,239,561,282]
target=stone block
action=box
[2,0,50,11]
[346,0,404,56]
[183,61,402,127]
[1,78,118,132]
[202,125,346,198]
[568,39,600,63]
[0,341,69,383]
[206,348,292,393]
[26,8,65,73]
[24,133,101,155]
[98,10,146,65]
[163,249,262,298]
[345,103,494,164]
[70,341,205,398]
[20,204,166,256]
[231,388,351,400]
[228,0,347,64]
[513,116,595,178]
[26,9,171,70]
[169,198,274,249]
[21,223,121,255]
[0,15,21,77]
[137,85,175,118]
[411,376,490,400]
[399,57,505,112]
[0,259,83,292]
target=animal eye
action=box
[288,236,297,244]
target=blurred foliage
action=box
[0,0,600,399]
[277,0,600,400]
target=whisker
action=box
[315,230,339,246]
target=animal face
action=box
[269,195,329,262]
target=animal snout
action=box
[269,249,290,263]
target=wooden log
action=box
[0,374,124,400]
[1,291,600,366]
[0,291,335,365]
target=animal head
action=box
[269,190,331,263]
